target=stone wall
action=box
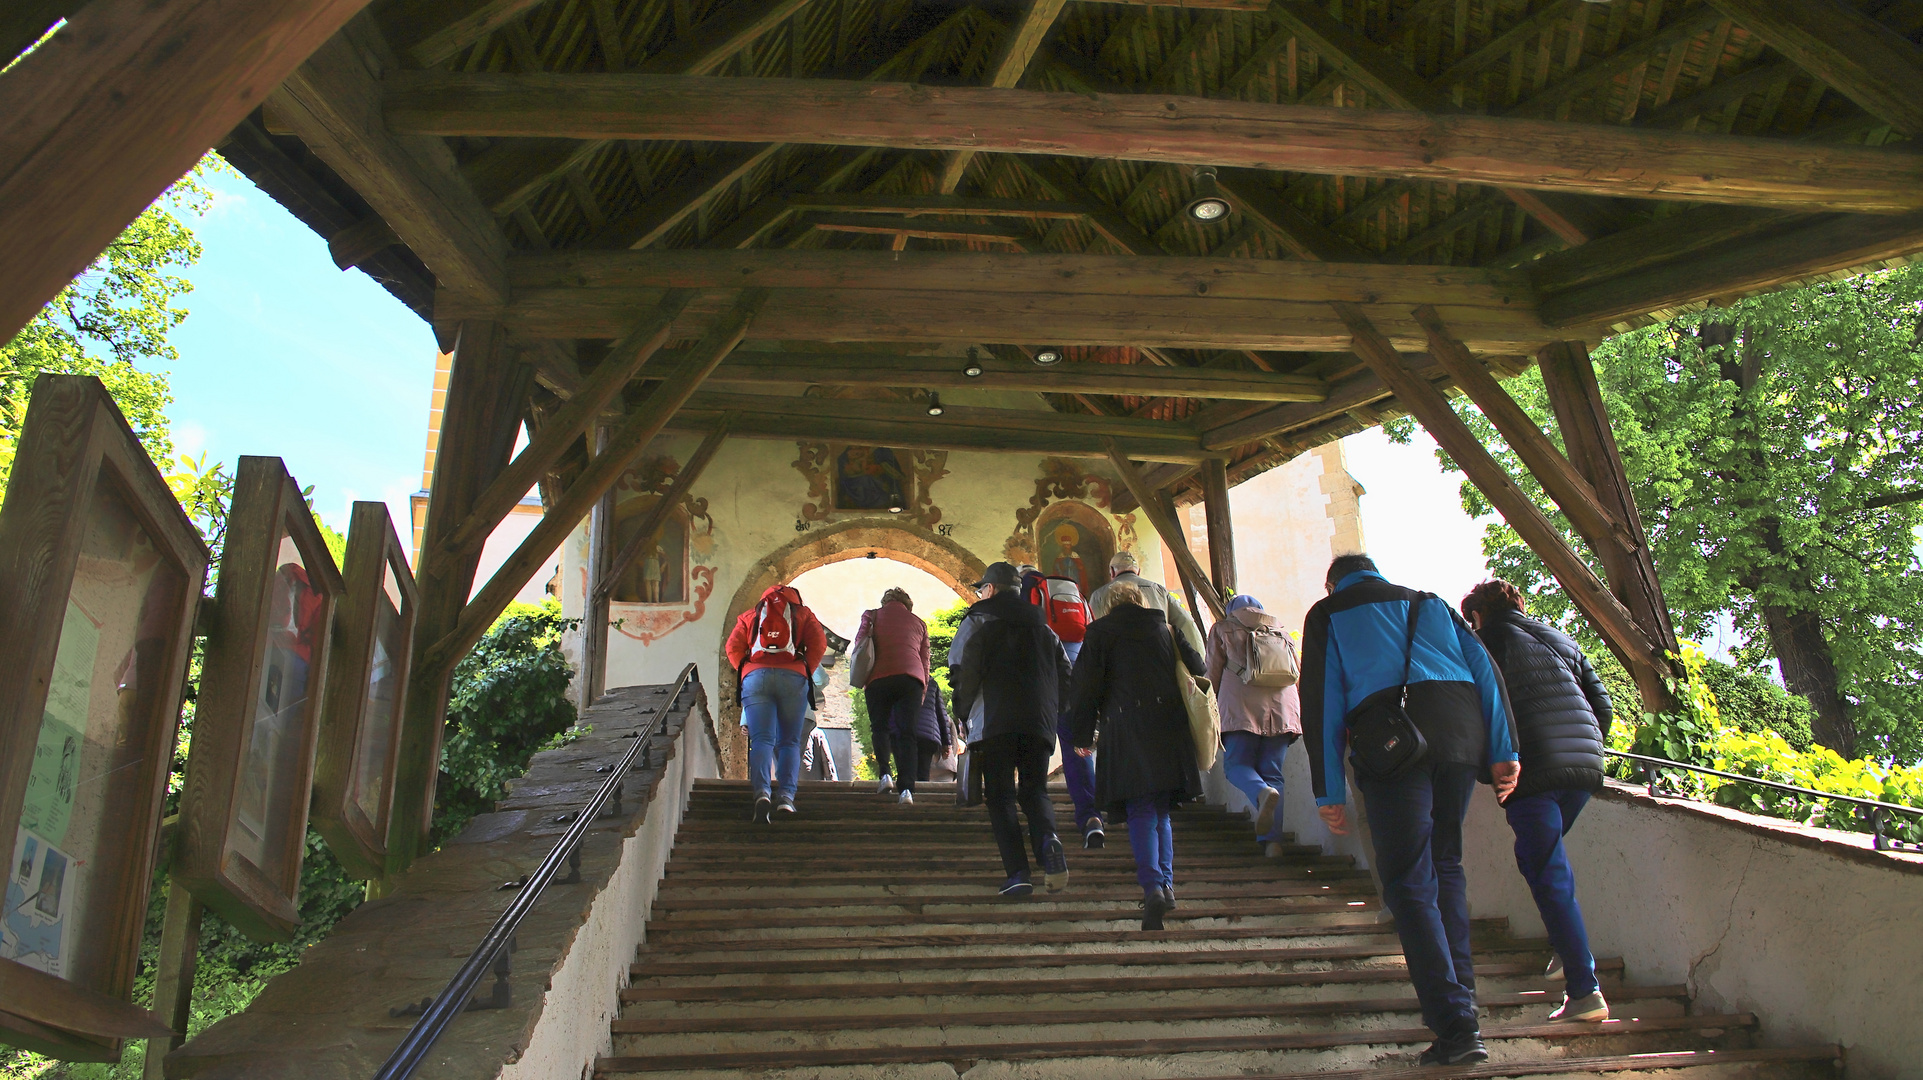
[164,679,720,1080]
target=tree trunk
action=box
[1703,321,1858,757]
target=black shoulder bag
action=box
[1341,593,1431,783]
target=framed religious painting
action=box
[173,457,343,942]
[310,502,417,880]
[0,375,208,1059]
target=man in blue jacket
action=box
[1299,555,1520,1066]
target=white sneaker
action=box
[876,774,894,795]
[898,790,914,806]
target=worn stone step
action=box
[634,919,1418,957]
[663,849,1343,871]
[630,939,1550,979]
[612,987,1691,1056]
[594,1012,1757,1076]
[651,897,1381,934]
[619,957,1628,1005]
[650,879,1376,915]
[646,907,1388,943]
[1177,1047,1842,1080]
[659,863,1365,887]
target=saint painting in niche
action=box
[835,446,907,511]
[1034,502,1114,598]
[612,501,688,605]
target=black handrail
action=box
[371,662,699,1080]
[1607,749,1921,852]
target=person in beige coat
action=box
[1205,594,1303,856]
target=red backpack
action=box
[1022,571,1090,644]
[749,588,806,664]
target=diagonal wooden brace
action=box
[1105,439,1227,620]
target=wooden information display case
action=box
[173,457,343,942]
[310,502,418,880]
[0,375,208,1059]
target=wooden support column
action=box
[594,418,734,605]
[1106,440,1227,620]
[0,0,375,342]
[583,426,615,708]
[1537,340,1683,712]
[1330,303,1662,678]
[1160,494,1208,625]
[432,289,697,566]
[1200,458,1237,598]
[388,322,533,876]
[140,884,202,1080]
[427,290,769,673]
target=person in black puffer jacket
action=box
[1462,579,1613,1026]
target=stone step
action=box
[1181,1047,1841,1080]
[650,898,1382,935]
[649,880,1376,915]
[619,957,1628,1005]
[660,863,1367,886]
[611,987,1691,1055]
[634,919,1419,956]
[646,907,1389,943]
[594,1012,1758,1077]
[663,848,1345,868]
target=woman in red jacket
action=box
[852,588,931,804]
[726,583,828,823]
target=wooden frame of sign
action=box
[173,456,343,942]
[309,502,418,880]
[0,374,208,1059]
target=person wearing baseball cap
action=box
[949,561,1074,896]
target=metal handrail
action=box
[371,662,699,1080]
[1607,749,1922,852]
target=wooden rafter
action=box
[386,75,1923,212]
[937,0,1069,193]
[1105,440,1227,619]
[1706,0,1923,136]
[693,351,1328,401]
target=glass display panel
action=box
[2,474,186,989]
[348,558,407,829]
[225,518,325,889]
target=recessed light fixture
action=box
[1033,347,1064,366]
[926,393,945,417]
[1185,165,1232,223]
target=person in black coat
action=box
[1069,581,1207,930]
[1462,579,1613,1025]
[890,677,954,784]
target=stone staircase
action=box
[599,779,1840,1079]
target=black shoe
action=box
[774,797,796,816]
[1418,1031,1488,1066]
[1141,889,1171,932]
[999,875,1033,898]
[1082,822,1105,850]
[750,796,771,824]
[1160,885,1177,911]
[1040,835,1069,892]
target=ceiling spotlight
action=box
[963,360,984,378]
[1033,347,1064,366]
[1185,165,1232,223]
[926,393,945,417]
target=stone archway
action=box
[712,519,988,776]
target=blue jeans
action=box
[1124,793,1174,893]
[1056,642,1098,831]
[742,668,808,802]
[1505,789,1600,999]
[1354,759,1479,1039]
[1222,731,1291,842]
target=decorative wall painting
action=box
[173,457,344,942]
[311,502,418,880]
[0,375,207,1058]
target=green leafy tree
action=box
[1412,267,1923,762]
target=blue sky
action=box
[165,166,438,539]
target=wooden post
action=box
[426,291,768,673]
[1105,439,1227,620]
[1330,303,1662,677]
[1160,494,1208,626]
[583,426,614,708]
[1538,340,1684,711]
[387,322,533,876]
[140,884,203,1080]
[1200,458,1237,598]
[0,0,377,342]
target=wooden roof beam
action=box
[785,194,1094,218]
[693,351,1329,401]
[1705,0,1923,136]
[385,0,548,69]
[663,411,1219,461]
[386,75,1923,212]
[939,0,1070,193]
[273,14,511,308]
[804,213,1039,246]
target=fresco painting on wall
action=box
[1034,502,1114,596]
[795,442,948,527]
[604,454,720,646]
[836,446,907,511]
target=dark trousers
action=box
[863,674,923,790]
[1056,715,1099,830]
[1505,789,1600,999]
[1354,759,1480,1040]
[978,733,1058,880]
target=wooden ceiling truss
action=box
[11,0,1923,872]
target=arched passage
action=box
[712,519,988,776]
